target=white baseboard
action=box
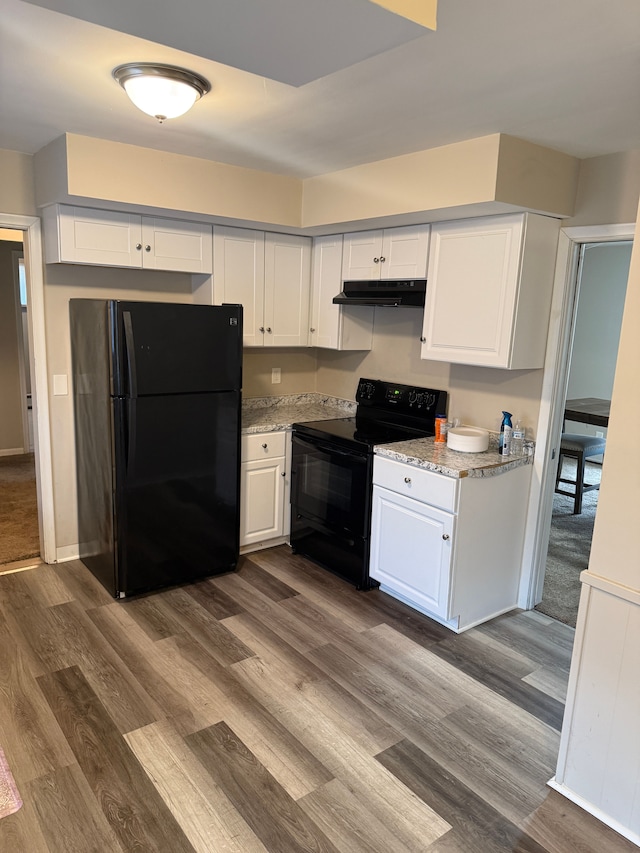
[55,544,80,563]
[548,778,640,846]
[0,447,26,457]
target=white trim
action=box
[1,213,56,564]
[546,778,640,848]
[518,222,635,609]
[56,544,79,562]
[579,569,640,605]
[11,250,30,452]
[0,447,25,457]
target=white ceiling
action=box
[1,0,639,179]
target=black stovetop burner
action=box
[293,378,448,453]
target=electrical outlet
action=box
[271,367,281,384]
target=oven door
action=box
[290,433,373,588]
[291,434,369,534]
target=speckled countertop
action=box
[242,393,355,434]
[375,436,531,479]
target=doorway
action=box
[520,223,635,619]
[0,213,55,566]
[0,232,40,567]
[535,240,632,626]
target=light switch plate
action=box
[53,374,68,396]
[272,368,281,384]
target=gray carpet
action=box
[535,458,601,628]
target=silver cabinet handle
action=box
[373,257,380,263]
[266,327,272,333]
[310,327,316,333]
[281,471,286,477]
[262,443,268,449]
[420,336,426,343]
[404,477,412,484]
[442,534,450,541]
[259,327,265,333]
[379,256,386,263]
[136,243,142,250]
[145,245,151,252]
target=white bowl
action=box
[447,427,489,453]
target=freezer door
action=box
[111,301,242,397]
[113,390,240,596]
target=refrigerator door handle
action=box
[125,397,137,477]
[122,311,138,398]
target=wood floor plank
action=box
[148,585,256,666]
[0,794,52,853]
[377,738,550,853]
[183,576,247,620]
[230,653,451,851]
[9,599,160,734]
[0,613,75,785]
[168,631,334,799]
[522,665,570,703]
[299,777,417,853]
[50,560,115,610]
[36,665,196,853]
[212,571,337,652]
[120,594,187,640]
[477,611,574,672]
[237,555,300,600]
[125,719,270,853]
[186,721,342,853]
[27,763,122,853]
[520,788,639,853]
[20,563,75,609]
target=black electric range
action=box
[290,378,448,589]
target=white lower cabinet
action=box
[240,431,291,552]
[369,456,531,632]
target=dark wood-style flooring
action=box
[0,546,634,852]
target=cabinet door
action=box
[214,226,265,347]
[370,485,453,619]
[421,215,524,368]
[341,230,383,280]
[240,456,286,546]
[264,234,311,347]
[141,217,212,273]
[381,225,429,280]
[310,235,373,350]
[50,205,143,267]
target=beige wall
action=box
[0,240,24,452]
[567,149,640,227]
[0,150,36,217]
[242,349,318,397]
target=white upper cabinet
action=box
[420,213,560,369]
[43,204,213,273]
[342,224,430,280]
[213,226,265,347]
[264,233,312,347]
[213,226,311,347]
[309,235,373,350]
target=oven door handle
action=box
[293,436,368,461]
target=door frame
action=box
[11,248,30,452]
[518,222,635,609]
[1,213,56,563]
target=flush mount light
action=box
[113,63,210,123]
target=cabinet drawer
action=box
[373,455,457,512]
[242,431,287,462]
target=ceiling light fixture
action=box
[113,63,210,123]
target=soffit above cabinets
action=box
[21,0,430,86]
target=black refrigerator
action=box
[70,299,243,597]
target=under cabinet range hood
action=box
[333,279,426,307]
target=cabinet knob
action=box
[404,477,412,484]
[281,471,286,477]
[420,336,426,343]
[135,243,142,250]
[442,534,450,541]
[379,256,386,263]
[310,327,316,333]
[262,443,268,449]
[259,327,265,333]
[266,327,272,333]
[373,257,380,263]
[145,245,151,252]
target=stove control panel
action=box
[356,378,448,417]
